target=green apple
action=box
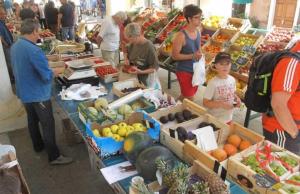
[110,125,119,134]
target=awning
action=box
[233,0,253,4]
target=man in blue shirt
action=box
[10,19,73,165]
[0,7,14,82]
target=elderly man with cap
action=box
[96,11,127,67]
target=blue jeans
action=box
[61,26,75,41]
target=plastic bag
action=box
[192,56,206,87]
[146,71,162,90]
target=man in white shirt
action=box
[97,11,127,67]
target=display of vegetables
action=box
[269,162,287,177]
[96,65,118,77]
[156,14,186,44]
[203,44,221,54]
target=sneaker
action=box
[50,155,73,165]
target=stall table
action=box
[52,78,246,194]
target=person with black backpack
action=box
[245,40,300,155]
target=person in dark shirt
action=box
[0,7,14,82]
[20,8,35,20]
[45,1,58,34]
[58,0,75,40]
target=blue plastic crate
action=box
[85,111,160,157]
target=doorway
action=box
[273,0,297,28]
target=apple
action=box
[132,123,144,131]
[118,127,127,137]
[118,122,127,128]
[110,125,119,134]
[93,129,101,137]
[112,134,121,141]
[102,127,112,136]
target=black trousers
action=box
[263,129,300,155]
[39,18,47,29]
[24,100,60,161]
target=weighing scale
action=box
[63,61,96,80]
[56,59,99,87]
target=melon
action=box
[94,98,108,111]
[123,132,153,164]
[87,107,98,116]
[118,104,133,115]
[135,145,175,181]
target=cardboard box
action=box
[183,122,264,171]
[227,140,300,194]
[160,114,224,161]
[85,112,160,157]
[112,78,146,97]
[0,152,30,194]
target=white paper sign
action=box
[192,126,218,152]
[100,161,138,185]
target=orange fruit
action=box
[227,134,242,148]
[211,148,227,162]
[239,140,252,151]
[223,144,238,156]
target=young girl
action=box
[203,52,241,124]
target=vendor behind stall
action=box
[124,22,161,89]
[96,11,127,67]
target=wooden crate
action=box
[228,140,300,194]
[129,160,227,194]
[183,122,264,171]
[112,78,146,97]
[149,99,206,131]
[202,39,224,56]
[211,28,238,44]
[160,114,224,160]
[232,32,264,49]
[0,152,30,194]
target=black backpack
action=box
[244,50,300,113]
